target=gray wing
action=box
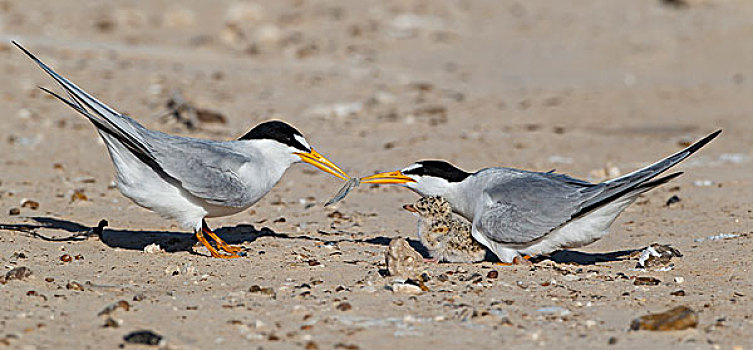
[474,130,721,245]
[15,41,253,207]
[475,173,599,244]
[148,138,255,207]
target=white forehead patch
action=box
[401,163,422,173]
[293,134,311,151]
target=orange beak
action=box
[295,148,350,181]
[360,171,416,184]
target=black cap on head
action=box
[239,120,310,152]
[403,160,471,182]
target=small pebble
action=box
[123,330,163,346]
[336,302,352,311]
[486,270,499,279]
[249,285,275,296]
[20,199,39,210]
[103,317,121,328]
[60,254,72,263]
[665,195,681,206]
[630,306,698,331]
[66,281,85,291]
[634,277,661,286]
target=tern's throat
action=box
[410,180,475,222]
[442,179,480,222]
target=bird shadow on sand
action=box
[1,217,282,254]
[1,217,405,256]
[535,249,639,265]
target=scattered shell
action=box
[633,277,661,286]
[548,155,573,164]
[486,270,499,279]
[98,300,131,316]
[304,102,363,119]
[66,281,85,291]
[123,330,164,346]
[143,243,164,254]
[20,199,39,210]
[694,233,739,242]
[718,153,747,164]
[385,238,424,279]
[249,285,276,297]
[103,317,122,328]
[636,244,682,269]
[60,254,72,263]
[70,190,88,202]
[630,306,698,331]
[536,306,571,317]
[9,208,20,215]
[5,267,32,281]
[390,282,423,295]
[164,263,195,276]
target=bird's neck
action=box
[236,140,297,195]
[445,177,482,221]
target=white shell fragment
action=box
[636,243,682,269]
[143,243,165,254]
[385,238,424,279]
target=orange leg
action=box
[202,220,244,255]
[193,222,242,259]
[495,255,533,266]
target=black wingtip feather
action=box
[684,130,721,156]
[638,172,683,188]
[13,41,44,67]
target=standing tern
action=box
[361,130,720,263]
[14,42,349,258]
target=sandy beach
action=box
[1,1,751,349]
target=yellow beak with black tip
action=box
[360,170,416,184]
[296,148,350,181]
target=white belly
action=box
[474,196,636,263]
[101,132,246,230]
